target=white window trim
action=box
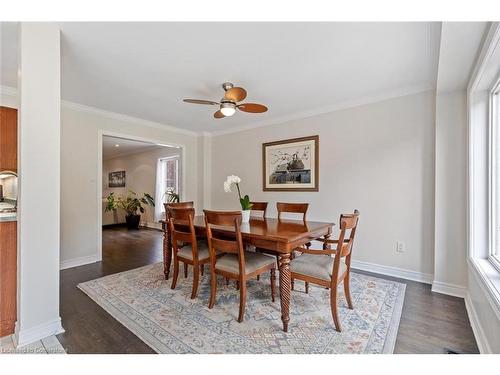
[490,79,500,271]
[468,21,500,319]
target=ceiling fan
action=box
[183,82,268,119]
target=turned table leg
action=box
[162,222,172,280]
[278,253,292,332]
[322,231,332,250]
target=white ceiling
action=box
[102,135,163,160]
[1,22,442,133]
[437,22,488,92]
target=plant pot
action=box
[125,214,141,230]
[241,209,251,223]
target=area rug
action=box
[78,262,405,354]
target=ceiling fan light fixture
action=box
[183,82,268,119]
[220,102,236,117]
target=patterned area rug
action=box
[78,262,405,354]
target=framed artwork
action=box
[262,135,319,192]
[109,171,126,188]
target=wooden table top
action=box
[189,215,334,244]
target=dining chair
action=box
[168,206,211,299]
[164,201,195,278]
[257,202,311,268]
[289,209,359,332]
[250,201,268,217]
[204,209,276,322]
[164,201,194,212]
[276,202,309,221]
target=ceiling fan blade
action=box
[183,99,219,105]
[237,103,268,113]
[224,87,247,102]
[214,110,226,119]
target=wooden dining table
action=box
[160,215,334,332]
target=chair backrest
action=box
[168,207,198,259]
[331,209,360,281]
[250,201,268,217]
[164,201,194,220]
[203,210,246,275]
[276,202,309,221]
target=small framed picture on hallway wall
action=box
[109,171,126,188]
[262,135,319,192]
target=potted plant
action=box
[164,188,180,203]
[105,191,155,229]
[224,175,252,223]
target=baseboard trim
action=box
[60,255,98,270]
[351,259,433,284]
[13,318,65,348]
[431,281,467,298]
[141,222,162,231]
[464,292,492,354]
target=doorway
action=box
[97,132,185,261]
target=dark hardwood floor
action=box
[57,226,479,354]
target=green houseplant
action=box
[105,191,155,229]
[164,188,180,203]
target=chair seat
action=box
[216,252,275,275]
[177,241,210,261]
[290,253,346,281]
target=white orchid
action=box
[223,175,252,210]
[226,175,241,184]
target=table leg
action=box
[278,253,292,332]
[322,232,332,250]
[163,223,172,280]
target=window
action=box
[490,79,500,269]
[155,156,180,220]
[163,158,179,198]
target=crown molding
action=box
[468,22,499,93]
[209,83,435,137]
[3,83,435,138]
[60,100,200,137]
[0,85,199,137]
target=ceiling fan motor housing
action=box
[222,82,234,91]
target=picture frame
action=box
[262,135,319,192]
[109,170,126,188]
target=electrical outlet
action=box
[396,241,406,253]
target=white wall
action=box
[432,91,468,295]
[0,87,17,108]
[15,23,64,345]
[102,146,181,226]
[210,91,435,278]
[60,105,202,266]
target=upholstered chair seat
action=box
[177,242,210,261]
[290,254,346,282]
[216,252,275,275]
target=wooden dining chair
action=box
[168,206,211,299]
[164,201,194,213]
[250,202,268,217]
[277,202,309,221]
[289,209,359,332]
[256,203,311,269]
[164,201,195,279]
[204,210,276,322]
